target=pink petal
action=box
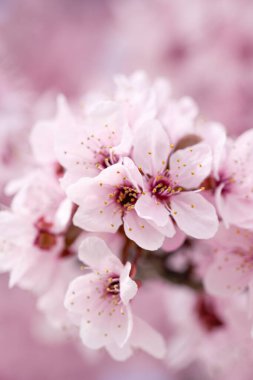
[123,211,164,250]
[80,304,132,349]
[130,316,166,359]
[132,120,170,175]
[67,177,122,233]
[64,274,102,314]
[215,184,253,229]
[106,342,133,361]
[67,176,110,207]
[123,157,144,189]
[162,228,186,252]
[171,192,218,239]
[169,142,212,189]
[90,160,143,191]
[197,122,226,179]
[135,193,169,227]
[204,251,252,297]
[73,204,122,233]
[149,218,176,238]
[78,237,122,271]
[120,262,138,305]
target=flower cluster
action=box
[1,72,253,369]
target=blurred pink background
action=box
[1,0,253,379]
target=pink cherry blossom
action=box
[205,128,253,229]
[165,284,253,380]
[64,236,166,360]
[67,157,174,250]
[132,120,218,239]
[31,96,133,189]
[204,224,253,301]
[0,169,74,293]
[161,96,199,145]
[114,71,171,127]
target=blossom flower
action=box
[67,157,175,250]
[31,96,132,189]
[64,236,166,360]
[114,71,171,127]
[165,284,253,380]
[132,120,218,239]
[37,232,125,334]
[0,169,73,293]
[212,129,253,229]
[204,224,253,303]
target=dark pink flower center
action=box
[106,277,120,295]
[96,149,119,170]
[115,184,139,210]
[34,217,57,251]
[150,174,182,202]
[195,297,224,332]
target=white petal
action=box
[106,342,133,361]
[215,184,253,229]
[78,237,122,271]
[171,192,218,239]
[123,212,164,250]
[135,193,168,227]
[133,120,170,175]
[162,228,186,252]
[169,142,212,189]
[80,304,132,349]
[130,316,166,359]
[73,204,122,233]
[120,262,138,305]
[204,252,251,297]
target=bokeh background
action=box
[1,0,253,379]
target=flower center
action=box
[96,150,119,170]
[151,176,172,201]
[106,277,120,295]
[115,185,139,210]
[150,172,183,202]
[34,217,57,251]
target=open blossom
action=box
[206,128,253,229]
[113,71,171,126]
[31,96,132,189]
[204,224,253,302]
[165,284,253,379]
[0,169,73,293]
[132,121,218,239]
[67,157,174,250]
[64,236,166,360]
